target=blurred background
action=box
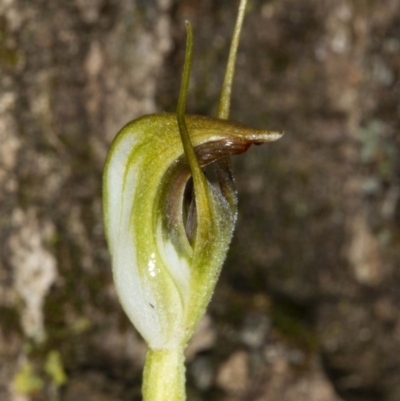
[1,0,399,400]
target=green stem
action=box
[177,21,207,193]
[142,348,186,401]
[214,0,248,212]
[217,0,248,120]
[177,22,214,250]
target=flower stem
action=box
[142,348,186,401]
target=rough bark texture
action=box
[1,0,399,400]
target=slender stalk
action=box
[215,0,248,212]
[217,0,248,120]
[177,22,213,247]
[142,348,186,401]
[176,21,206,191]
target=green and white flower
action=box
[103,2,282,399]
[103,113,281,350]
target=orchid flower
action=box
[103,0,282,399]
